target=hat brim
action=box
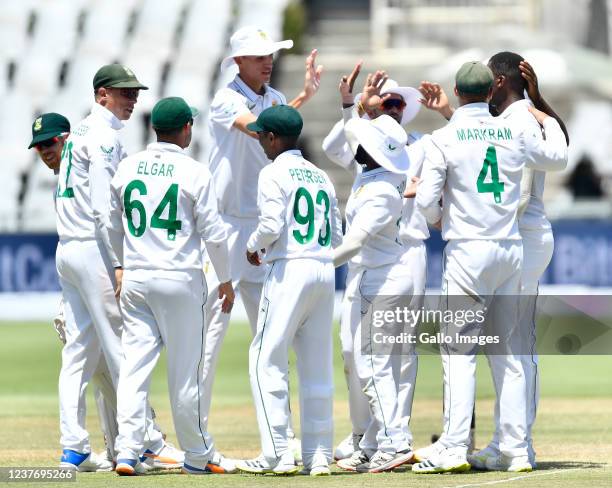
[345,118,410,174]
[221,40,294,71]
[246,121,264,132]
[107,80,149,90]
[28,131,64,149]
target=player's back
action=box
[111,142,218,272]
[258,149,338,262]
[430,102,527,241]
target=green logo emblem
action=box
[100,145,114,154]
[388,144,397,151]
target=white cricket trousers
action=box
[439,239,528,458]
[340,242,425,450]
[491,227,554,459]
[56,239,163,454]
[115,269,214,468]
[342,256,419,455]
[249,258,335,467]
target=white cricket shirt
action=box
[246,149,342,263]
[108,142,229,280]
[416,103,567,241]
[208,75,287,219]
[55,103,126,242]
[344,167,406,268]
[499,99,551,231]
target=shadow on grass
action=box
[534,461,607,470]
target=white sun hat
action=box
[354,78,421,126]
[344,115,410,174]
[221,26,293,71]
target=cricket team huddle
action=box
[29,26,569,477]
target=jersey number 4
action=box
[124,180,182,241]
[477,145,505,204]
[292,187,331,247]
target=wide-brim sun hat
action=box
[344,115,410,174]
[221,26,293,71]
[354,78,421,126]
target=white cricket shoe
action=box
[141,442,184,469]
[485,454,533,472]
[116,458,149,476]
[412,447,470,474]
[334,432,355,461]
[356,449,414,473]
[206,450,237,474]
[236,452,299,475]
[336,450,369,472]
[413,440,445,463]
[302,453,331,476]
[468,444,500,470]
[59,450,113,472]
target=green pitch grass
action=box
[0,321,610,487]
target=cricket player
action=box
[322,65,427,463]
[203,27,323,459]
[234,105,341,476]
[29,113,114,470]
[107,97,234,476]
[332,114,415,473]
[54,64,182,471]
[412,62,567,474]
[467,52,570,471]
[416,55,569,470]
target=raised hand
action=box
[339,60,363,105]
[419,81,454,120]
[360,70,388,114]
[519,60,540,103]
[303,48,324,100]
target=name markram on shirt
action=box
[456,127,513,142]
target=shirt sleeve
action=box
[321,108,360,173]
[330,186,343,248]
[106,174,125,266]
[517,166,535,219]
[246,168,287,252]
[89,131,122,267]
[416,138,446,224]
[350,182,402,236]
[193,167,231,283]
[523,117,568,171]
[209,89,251,131]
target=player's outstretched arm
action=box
[289,49,323,109]
[332,227,369,268]
[520,60,569,144]
[523,106,568,171]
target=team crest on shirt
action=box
[354,185,365,197]
[100,145,114,162]
[34,117,43,132]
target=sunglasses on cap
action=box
[35,136,60,150]
[381,98,406,110]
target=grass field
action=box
[1,321,611,487]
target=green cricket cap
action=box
[93,64,149,90]
[455,61,494,95]
[28,112,70,148]
[246,105,303,136]
[151,97,200,130]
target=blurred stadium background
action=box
[1,0,612,320]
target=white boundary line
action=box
[444,468,582,488]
